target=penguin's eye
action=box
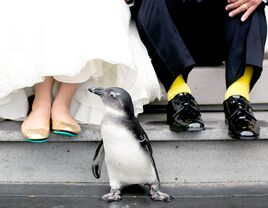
[109,92,116,98]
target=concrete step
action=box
[0,112,268,184]
[1,183,268,208]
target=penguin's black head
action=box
[89,87,134,116]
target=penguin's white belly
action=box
[101,123,156,186]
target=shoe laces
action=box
[228,97,256,121]
[173,94,199,115]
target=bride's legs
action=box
[21,76,54,141]
[51,82,81,136]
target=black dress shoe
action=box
[167,92,205,132]
[223,95,260,140]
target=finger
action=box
[241,5,256,21]
[229,4,248,17]
[226,0,246,11]
[228,0,238,3]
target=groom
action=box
[128,0,267,140]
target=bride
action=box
[0,0,161,142]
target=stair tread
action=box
[1,183,268,208]
[1,182,268,197]
[1,112,268,142]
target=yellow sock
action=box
[225,66,253,101]
[167,74,192,101]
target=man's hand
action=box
[225,0,262,21]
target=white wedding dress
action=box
[0,0,161,124]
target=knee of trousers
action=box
[142,0,166,5]
[136,0,168,27]
[139,0,167,20]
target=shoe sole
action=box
[53,130,77,137]
[170,125,205,132]
[228,132,259,140]
[24,138,48,143]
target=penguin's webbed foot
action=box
[100,188,121,203]
[149,184,173,202]
[150,190,172,202]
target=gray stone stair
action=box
[1,183,268,208]
[1,112,268,184]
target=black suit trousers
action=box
[131,0,267,90]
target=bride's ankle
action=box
[27,100,51,119]
[51,106,72,121]
[30,106,51,117]
[23,107,51,129]
[31,100,52,113]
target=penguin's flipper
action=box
[129,117,160,185]
[144,139,160,185]
[92,140,105,179]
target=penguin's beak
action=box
[88,87,106,96]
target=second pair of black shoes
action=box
[167,93,260,140]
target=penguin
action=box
[88,87,172,202]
